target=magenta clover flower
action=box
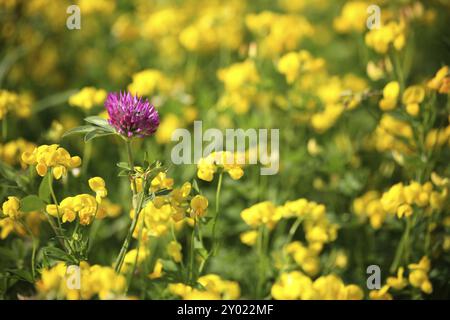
[105,92,160,138]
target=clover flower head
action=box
[105,91,159,138]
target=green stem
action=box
[390,217,412,273]
[21,221,38,280]
[1,117,6,142]
[189,217,197,284]
[211,172,224,255]
[256,225,266,298]
[114,139,144,273]
[81,142,92,176]
[47,171,75,255]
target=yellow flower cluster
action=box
[131,181,197,239]
[246,11,314,57]
[353,191,386,229]
[167,240,183,263]
[133,173,208,238]
[372,114,413,154]
[36,261,126,300]
[46,194,97,225]
[241,201,280,230]
[217,60,260,114]
[68,87,107,110]
[179,1,244,52]
[402,85,425,116]
[284,241,321,276]
[169,274,240,300]
[95,199,122,220]
[278,198,338,250]
[277,50,325,84]
[427,65,450,94]
[272,271,363,300]
[156,113,181,144]
[0,90,32,119]
[122,247,150,273]
[0,211,43,240]
[21,144,81,179]
[334,1,372,33]
[88,177,108,203]
[365,21,406,54]
[1,197,43,239]
[197,151,245,182]
[127,69,171,96]
[408,256,433,294]
[381,181,447,218]
[2,196,21,219]
[379,82,425,116]
[0,138,36,168]
[370,256,433,299]
[355,178,447,229]
[379,81,400,111]
[310,74,367,133]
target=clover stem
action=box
[114,139,144,273]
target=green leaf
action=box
[116,162,131,170]
[6,269,34,283]
[117,169,130,177]
[154,188,171,197]
[62,125,96,138]
[192,179,200,194]
[38,172,52,203]
[84,116,115,132]
[194,237,204,250]
[160,259,178,272]
[84,129,115,142]
[20,195,45,212]
[42,246,77,264]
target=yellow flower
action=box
[408,256,433,294]
[379,81,400,111]
[431,172,449,187]
[21,144,81,179]
[167,241,183,263]
[241,201,280,229]
[150,172,174,192]
[240,230,258,246]
[277,50,324,84]
[36,262,126,300]
[365,21,406,54]
[333,1,370,33]
[169,274,240,300]
[88,177,108,203]
[68,87,107,110]
[2,196,21,219]
[387,267,408,290]
[122,248,149,273]
[156,113,181,144]
[427,66,449,93]
[148,259,164,279]
[285,241,320,276]
[46,194,98,225]
[197,151,245,182]
[402,85,424,116]
[190,195,208,218]
[396,203,413,218]
[197,157,216,182]
[369,285,393,300]
[271,271,314,300]
[127,69,169,96]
